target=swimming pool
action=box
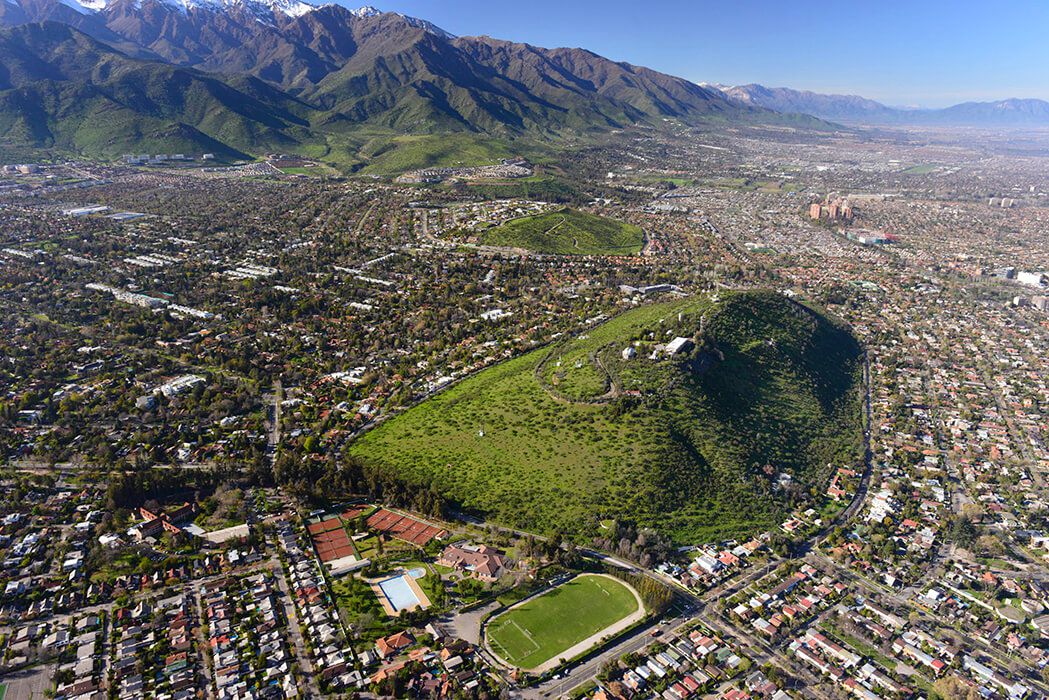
[378,575,421,612]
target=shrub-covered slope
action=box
[350,290,864,542]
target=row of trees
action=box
[591,521,673,569]
[272,452,450,519]
[606,569,675,616]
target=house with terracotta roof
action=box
[436,543,508,582]
[129,502,196,541]
[375,631,415,659]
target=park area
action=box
[349,291,863,542]
[484,574,643,672]
[478,208,643,255]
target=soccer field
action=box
[485,574,642,670]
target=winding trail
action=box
[544,215,567,237]
[533,343,620,404]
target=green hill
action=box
[349,290,864,542]
[0,23,315,158]
[477,208,644,255]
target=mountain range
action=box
[0,0,1044,167]
[0,0,790,166]
[707,83,1049,127]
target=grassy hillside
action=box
[478,208,644,255]
[356,133,518,174]
[350,291,864,542]
[0,23,316,159]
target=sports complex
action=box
[484,573,644,673]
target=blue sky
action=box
[359,0,1049,107]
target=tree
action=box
[975,534,1005,556]
[597,658,619,682]
[947,515,978,548]
[932,675,980,700]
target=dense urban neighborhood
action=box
[1,3,1049,695]
[1,116,1047,699]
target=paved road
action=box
[270,567,323,700]
[698,605,834,700]
[193,587,217,700]
[518,614,683,700]
[268,379,283,451]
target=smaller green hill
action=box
[478,208,643,255]
[357,133,518,174]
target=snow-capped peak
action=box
[348,4,380,18]
[57,0,106,14]
[347,4,455,38]
[153,0,319,18]
[37,0,455,35]
[46,0,325,18]
[248,0,315,17]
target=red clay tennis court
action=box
[366,508,447,546]
[308,517,356,562]
[340,505,369,520]
[307,517,343,535]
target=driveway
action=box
[0,663,55,700]
[438,600,501,646]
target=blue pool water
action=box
[379,575,421,611]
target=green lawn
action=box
[355,535,381,559]
[331,576,387,640]
[902,164,938,175]
[478,208,643,255]
[486,574,640,670]
[387,560,443,600]
[820,620,895,671]
[91,550,151,583]
[278,166,333,176]
[358,133,517,175]
[703,177,800,193]
[350,291,864,542]
[466,176,581,203]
